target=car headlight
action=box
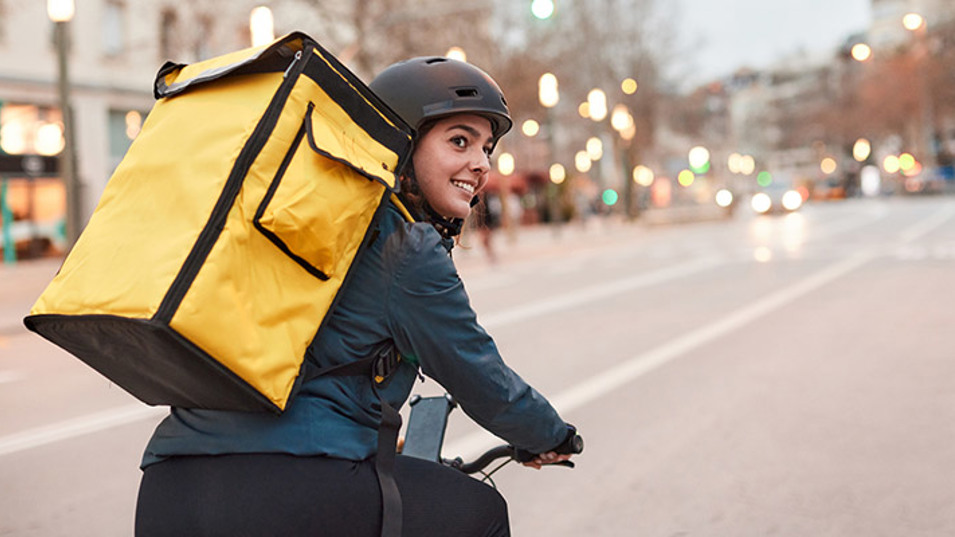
[751,192,772,214]
[781,190,803,211]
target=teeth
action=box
[451,180,474,194]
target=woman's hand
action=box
[521,451,573,470]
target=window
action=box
[102,0,125,56]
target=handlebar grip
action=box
[556,433,584,455]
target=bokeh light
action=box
[677,169,695,187]
[757,171,773,187]
[850,43,872,62]
[621,78,638,95]
[549,163,566,184]
[521,119,540,137]
[883,155,901,174]
[632,165,654,186]
[575,151,592,173]
[820,157,837,175]
[852,138,871,162]
[497,152,515,176]
[602,189,619,206]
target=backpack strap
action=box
[304,343,404,537]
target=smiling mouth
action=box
[451,180,475,195]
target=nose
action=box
[470,149,490,175]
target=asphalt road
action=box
[2,196,954,536]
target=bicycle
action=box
[402,394,584,485]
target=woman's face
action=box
[412,114,494,220]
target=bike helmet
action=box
[369,56,513,144]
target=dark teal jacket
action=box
[142,202,567,467]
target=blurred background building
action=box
[1,0,953,260]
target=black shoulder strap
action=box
[304,343,404,537]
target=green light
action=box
[531,0,555,19]
[602,189,619,206]
[689,161,710,174]
[757,171,773,187]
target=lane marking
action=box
[0,404,166,457]
[4,204,951,458]
[479,256,723,329]
[0,370,24,385]
[444,204,954,459]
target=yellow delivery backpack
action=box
[24,32,413,413]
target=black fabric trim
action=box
[23,314,279,412]
[301,46,413,179]
[154,32,307,99]
[303,103,394,190]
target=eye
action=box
[483,145,493,157]
[450,135,468,148]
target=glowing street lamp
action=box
[250,6,275,47]
[549,163,566,184]
[445,46,467,62]
[585,136,603,161]
[538,73,559,108]
[587,88,607,122]
[496,152,515,176]
[531,0,555,20]
[850,43,872,62]
[48,0,81,248]
[902,12,925,32]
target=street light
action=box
[538,73,559,108]
[250,6,275,47]
[902,12,925,32]
[531,0,555,20]
[48,0,81,249]
[587,88,607,122]
[850,43,872,62]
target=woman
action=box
[135,56,578,537]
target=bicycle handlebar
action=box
[447,434,584,475]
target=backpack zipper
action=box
[155,44,311,323]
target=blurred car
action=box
[750,184,804,215]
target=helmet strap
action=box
[398,169,466,239]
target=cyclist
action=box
[135,56,578,537]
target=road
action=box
[2,196,954,536]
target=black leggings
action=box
[135,453,509,537]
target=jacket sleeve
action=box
[384,223,567,454]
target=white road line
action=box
[445,205,954,459]
[444,249,880,459]
[0,404,167,457]
[0,370,24,384]
[479,256,724,330]
[5,205,950,458]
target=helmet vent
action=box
[455,87,479,98]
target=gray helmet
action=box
[369,56,513,143]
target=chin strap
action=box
[400,174,479,239]
[422,203,464,239]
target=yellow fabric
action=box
[32,72,285,319]
[28,34,411,412]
